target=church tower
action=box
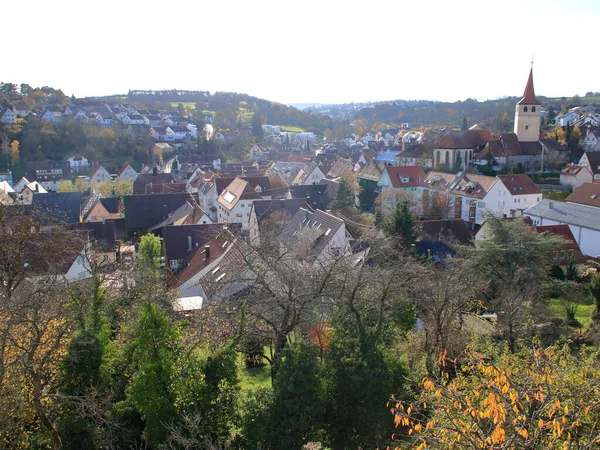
[514,67,541,142]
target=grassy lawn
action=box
[238,107,254,123]
[543,190,571,201]
[548,298,595,329]
[280,125,304,133]
[239,365,271,393]
[169,102,197,109]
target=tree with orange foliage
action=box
[391,340,600,449]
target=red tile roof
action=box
[383,166,426,188]
[497,174,542,196]
[517,68,541,106]
[566,182,600,208]
[436,129,491,149]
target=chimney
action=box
[187,236,192,251]
[549,201,554,209]
[280,199,285,209]
[204,244,210,260]
[152,162,158,176]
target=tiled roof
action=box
[517,68,541,106]
[356,160,385,182]
[217,178,261,211]
[32,192,82,224]
[423,171,456,191]
[383,166,426,188]
[582,152,600,175]
[566,183,600,208]
[252,199,312,227]
[145,182,187,194]
[436,129,491,150]
[497,174,542,196]
[289,184,334,210]
[123,193,192,230]
[99,197,121,214]
[280,208,344,258]
[163,223,237,261]
[133,173,176,194]
[450,174,497,199]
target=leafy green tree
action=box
[124,303,179,445]
[138,234,161,270]
[331,178,355,210]
[383,200,417,246]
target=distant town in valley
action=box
[3,68,600,449]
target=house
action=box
[118,162,139,181]
[0,181,14,194]
[133,171,176,195]
[397,144,433,168]
[66,155,90,173]
[32,192,82,224]
[555,111,578,126]
[449,173,541,226]
[0,190,13,206]
[377,166,426,214]
[565,183,600,209]
[294,132,317,144]
[288,184,334,211]
[123,193,193,234]
[72,220,126,265]
[295,161,326,185]
[26,161,73,191]
[162,223,238,274]
[216,178,262,229]
[532,224,585,269]
[95,112,116,126]
[145,182,188,194]
[249,144,273,162]
[279,208,353,266]
[84,197,123,222]
[12,103,32,118]
[147,200,212,232]
[20,181,48,205]
[12,177,30,194]
[88,164,112,185]
[560,164,594,189]
[0,108,17,124]
[419,219,473,246]
[524,199,600,257]
[434,129,491,169]
[580,126,600,151]
[122,114,145,125]
[414,240,457,263]
[473,133,542,170]
[248,198,311,246]
[327,157,355,179]
[268,161,307,187]
[578,152,600,183]
[0,171,12,184]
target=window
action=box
[561,250,566,259]
[532,106,536,112]
[524,106,528,112]
[236,213,242,218]
[525,125,529,130]
[569,249,574,258]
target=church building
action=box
[433,68,563,171]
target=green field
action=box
[239,365,271,392]
[280,125,304,133]
[169,102,198,109]
[548,298,595,329]
[546,97,600,105]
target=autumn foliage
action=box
[391,341,600,449]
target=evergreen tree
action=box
[452,152,463,172]
[331,178,355,210]
[383,200,417,246]
[461,116,468,130]
[251,112,264,142]
[268,342,325,449]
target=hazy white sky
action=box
[4,0,598,104]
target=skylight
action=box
[325,228,331,236]
[215,273,226,282]
[211,266,220,274]
[592,194,598,199]
[223,191,235,203]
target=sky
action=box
[3,0,599,105]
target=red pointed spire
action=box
[517,68,540,105]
